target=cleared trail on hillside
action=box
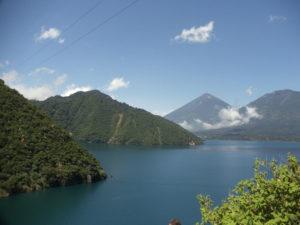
[108,113,124,144]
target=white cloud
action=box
[174,21,214,43]
[30,67,55,76]
[54,74,67,86]
[11,84,54,100]
[107,77,129,92]
[148,110,169,116]
[61,84,92,97]
[245,86,253,96]
[36,27,61,42]
[197,107,262,130]
[1,70,54,100]
[152,111,168,116]
[29,67,67,86]
[58,38,65,44]
[108,93,117,100]
[219,107,261,126]
[1,70,18,85]
[269,15,287,23]
[179,107,262,131]
[1,68,72,100]
[0,60,10,69]
[1,68,91,100]
[179,121,195,131]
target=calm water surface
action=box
[0,140,299,225]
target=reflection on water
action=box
[0,140,299,225]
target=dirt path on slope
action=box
[108,113,124,144]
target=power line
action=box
[17,0,106,68]
[61,0,106,34]
[33,0,140,69]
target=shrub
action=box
[197,154,300,225]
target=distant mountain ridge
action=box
[33,90,201,146]
[165,93,230,131]
[166,90,300,141]
[198,89,300,141]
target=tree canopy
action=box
[0,80,106,197]
[34,90,202,146]
[197,154,300,225]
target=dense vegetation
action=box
[0,80,106,197]
[33,90,201,146]
[197,154,300,224]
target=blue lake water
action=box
[0,140,299,225]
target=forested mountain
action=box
[165,93,230,131]
[33,90,201,146]
[198,90,300,141]
[0,80,106,197]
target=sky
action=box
[1,0,300,116]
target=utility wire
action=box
[60,0,106,34]
[17,0,106,68]
[33,0,140,69]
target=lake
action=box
[0,140,299,225]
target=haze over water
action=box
[0,140,299,225]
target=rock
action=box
[87,174,92,183]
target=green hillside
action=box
[34,90,202,146]
[0,80,106,197]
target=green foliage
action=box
[197,154,300,225]
[0,80,106,197]
[33,90,202,146]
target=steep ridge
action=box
[34,90,202,146]
[0,80,106,197]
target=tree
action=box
[197,154,300,225]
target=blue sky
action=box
[0,0,299,115]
